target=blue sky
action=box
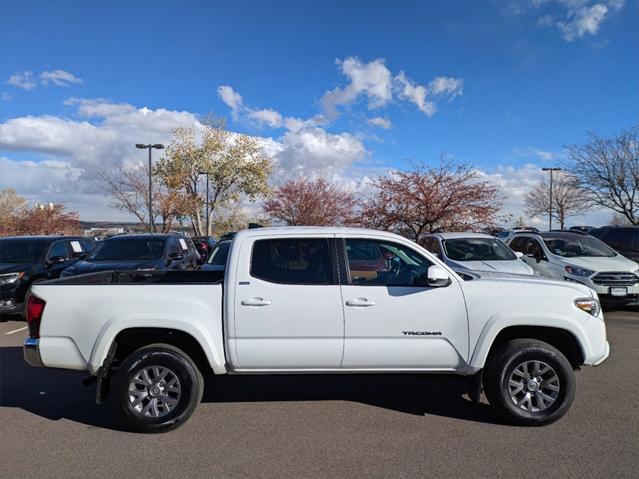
[1,0,637,224]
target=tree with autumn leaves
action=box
[263,178,359,226]
[359,160,502,240]
[263,160,503,238]
[0,189,81,236]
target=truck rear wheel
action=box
[111,343,203,433]
[483,339,575,426]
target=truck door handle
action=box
[241,297,272,307]
[346,298,376,307]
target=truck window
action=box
[345,239,432,287]
[250,238,332,285]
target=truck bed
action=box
[46,269,224,286]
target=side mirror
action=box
[419,265,452,288]
[47,255,66,265]
[514,251,524,259]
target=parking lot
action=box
[0,307,637,479]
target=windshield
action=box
[0,239,49,263]
[88,238,166,261]
[542,236,616,258]
[443,238,517,261]
[207,242,230,266]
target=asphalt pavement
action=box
[0,307,637,478]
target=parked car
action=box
[421,232,534,275]
[24,227,608,432]
[61,234,200,277]
[507,231,639,305]
[0,236,93,318]
[569,226,595,234]
[191,236,217,260]
[495,228,540,243]
[200,240,231,272]
[589,226,639,262]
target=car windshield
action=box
[542,236,616,258]
[88,238,166,261]
[207,242,230,266]
[443,238,517,261]
[0,239,49,263]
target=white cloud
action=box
[6,71,37,90]
[367,117,393,129]
[217,85,243,119]
[428,77,464,98]
[395,72,436,116]
[248,108,283,128]
[528,0,623,41]
[558,3,608,41]
[321,57,393,118]
[513,145,562,162]
[39,70,83,87]
[0,98,372,220]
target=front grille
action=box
[592,272,639,287]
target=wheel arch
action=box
[469,316,587,371]
[89,318,227,376]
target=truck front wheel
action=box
[483,339,575,426]
[111,343,204,433]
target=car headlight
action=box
[0,272,24,285]
[565,265,595,277]
[574,298,601,317]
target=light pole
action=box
[542,167,561,230]
[198,170,210,235]
[136,143,164,232]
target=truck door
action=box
[339,237,468,370]
[232,236,344,369]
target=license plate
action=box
[610,287,627,297]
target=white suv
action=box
[507,231,639,305]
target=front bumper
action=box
[23,338,43,367]
[593,341,610,366]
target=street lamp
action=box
[198,170,210,235]
[542,167,562,230]
[136,143,164,232]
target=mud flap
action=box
[95,341,118,404]
[468,370,483,404]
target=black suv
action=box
[0,236,95,318]
[61,234,200,277]
[590,226,639,262]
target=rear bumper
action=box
[23,338,43,367]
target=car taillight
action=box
[26,295,46,339]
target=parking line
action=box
[4,326,28,335]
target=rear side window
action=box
[251,238,332,285]
[509,237,529,252]
[48,241,69,260]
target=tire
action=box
[111,343,204,433]
[483,339,575,426]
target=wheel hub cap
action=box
[507,360,560,413]
[128,366,181,418]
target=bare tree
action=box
[566,125,639,225]
[360,159,502,241]
[263,178,358,226]
[0,189,26,230]
[98,164,190,232]
[524,171,589,229]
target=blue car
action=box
[61,234,200,277]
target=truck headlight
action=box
[565,265,595,277]
[574,298,601,317]
[0,272,24,285]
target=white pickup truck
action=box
[23,227,610,433]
